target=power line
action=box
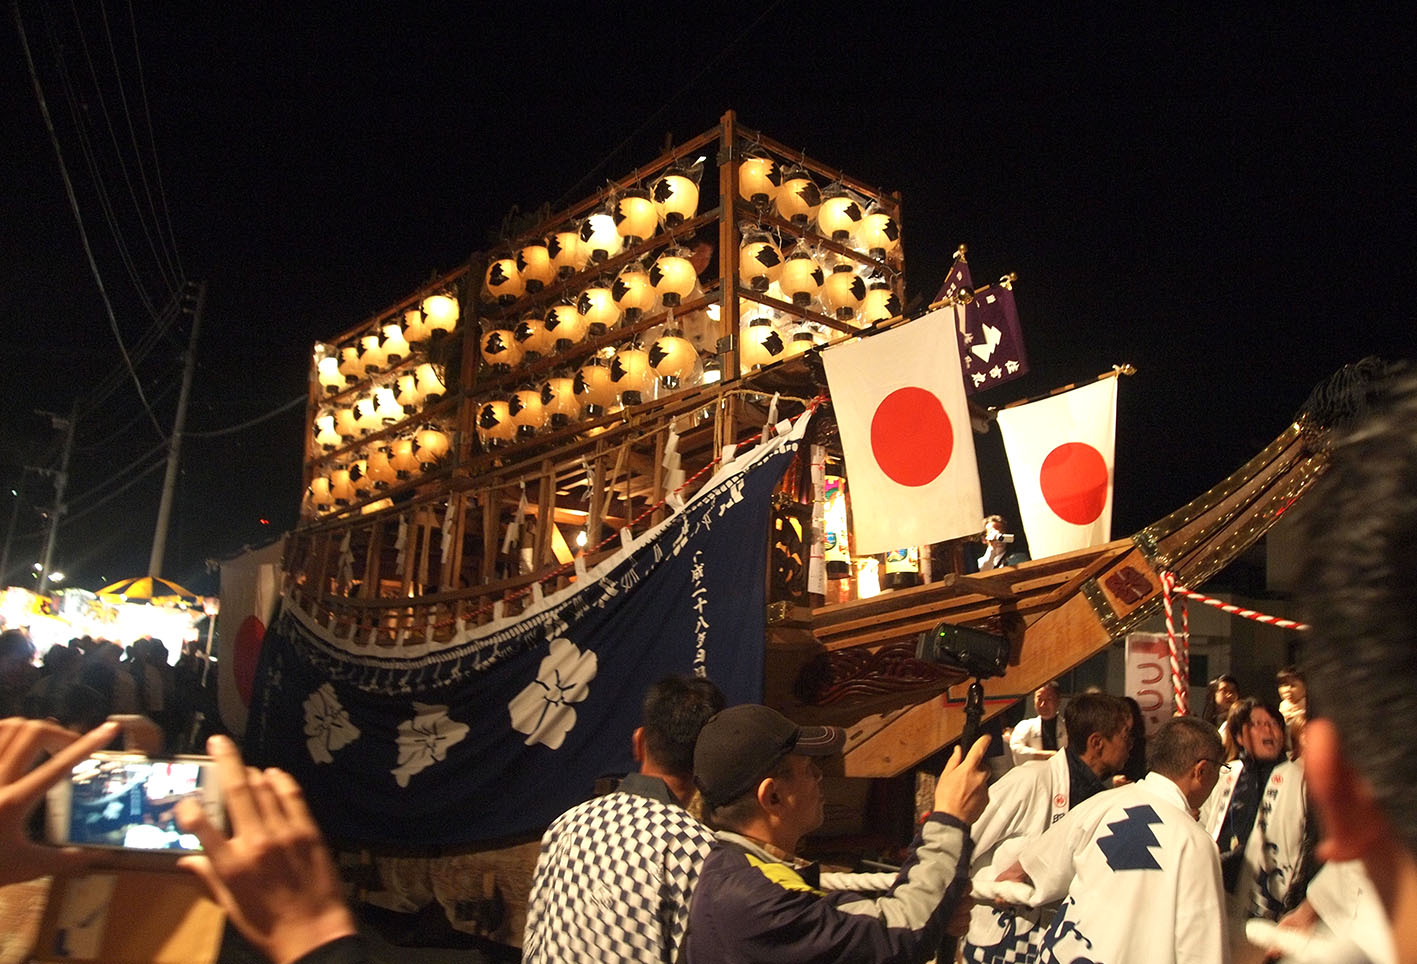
[186,395,306,438]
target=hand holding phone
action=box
[45,751,225,852]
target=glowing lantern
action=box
[402,306,429,345]
[390,437,420,478]
[480,329,522,373]
[483,257,524,305]
[314,413,341,451]
[414,363,446,404]
[737,152,779,206]
[650,246,697,307]
[775,165,821,226]
[508,386,545,438]
[612,261,658,323]
[577,282,621,336]
[514,313,554,359]
[881,546,921,590]
[784,325,819,358]
[354,394,383,436]
[308,475,334,511]
[579,212,622,262]
[338,346,365,384]
[540,375,579,428]
[476,400,516,447]
[317,354,343,394]
[648,328,699,387]
[820,264,866,320]
[359,334,387,374]
[738,230,782,291]
[861,276,904,324]
[334,405,360,441]
[573,356,617,416]
[415,426,451,467]
[396,374,422,413]
[373,386,403,426]
[545,302,588,349]
[380,324,410,366]
[549,228,589,277]
[858,209,901,260]
[651,165,700,226]
[614,188,658,247]
[817,188,864,242]
[516,240,555,293]
[741,315,789,369]
[366,450,396,488]
[823,475,850,578]
[611,342,654,407]
[348,459,373,497]
[778,246,824,306]
[421,294,460,339]
[330,468,356,506]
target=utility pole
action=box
[148,280,205,580]
[36,403,78,595]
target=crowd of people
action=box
[2,371,1416,963]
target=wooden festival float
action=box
[280,111,1337,943]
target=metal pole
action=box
[37,404,77,595]
[0,471,25,586]
[148,281,206,579]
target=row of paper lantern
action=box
[306,426,453,513]
[312,365,450,450]
[736,153,901,260]
[738,233,903,322]
[482,164,702,306]
[314,293,461,395]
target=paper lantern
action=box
[415,426,451,467]
[650,247,696,307]
[366,450,396,488]
[373,386,403,426]
[381,323,410,366]
[402,306,429,345]
[348,459,373,497]
[396,374,423,413]
[541,375,579,428]
[778,247,824,306]
[314,413,341,451]
[775,165,821,226]
[545,302,589,349]
[817,188,864,242]
[741,315,788,369]
[738,231,782,291]
[614,188,659,246]
[308,475,334,511]
[352,394,380,436]
[820,264,866,320]
[334,405,360,441]
[421,294,460,336]
[823,476,850,578]
[514,313,555,358]
[611,343,654,407]
[516,240,555,293]
[574,356,617,416]
[480,329,523,373]
[861,276,904,324]
[330,468,356,506]
[508,387,546,438]
[483,257,525,305]
[612,261,658,322]
[390,437,420,478]
[648,329,699,387]
[476,399,516,447]
[651,168,699,226]
[359,335,387,375]
[579,212,622,263]
[548,228,589,277]
[317,354,343,394]
[738,153,779,206]
[577,282,621,336]
[858,209,901,259]
[414,363,446,404]
[338,346,365,384]
[881,546,921,590]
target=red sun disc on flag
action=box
[1039,442,1109,524]
[870,386,953,486]
[233,614,267,707]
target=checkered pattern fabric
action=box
[523,790,714,963]
[965,923,1047,964]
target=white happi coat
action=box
[965,752,1072,956]
[1199,758,1308,920]
[1016,772,1230,964]
[1010,714,1068,766]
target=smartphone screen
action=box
[60,756,215,851]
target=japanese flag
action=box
[822,307,982,554]
[996,376,1118,558]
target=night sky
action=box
[2,3,1411,594]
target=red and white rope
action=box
[1160,571,1188,715]
[1161,573,1311,631]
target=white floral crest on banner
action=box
[303,683,359,764]
[392,703,470,788]
[508,638,598,749]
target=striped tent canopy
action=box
[96,576,202,606]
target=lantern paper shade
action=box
[308,475,334,509]
[739,234,782,291]
[580,213,622,262]
[415,363,446,403]
[374,387,403,425]
[738,155,779,205]
[514,314,556,357]
[317,355,343,393]
[820,265,866,320]
[421,294,460,334]
[652,171,699,226]
[545,302,589,347]
[339,346,365,383]
[415,426,452,465]
[778,250,824,306]
[614,189,659,245]
[508,387,546,437]
[403,307,429,344]
[577,284,621,336]
[381,323,410,365]
[481,329,523,370]
[483,258,525,305]
[396,373,423,412]
[549,229,590,276]
[650,248,697,307]
[541,376,579,427]
[858,211,901,258]
[390,437,420,477]
[335,406,360,440]
[861,281,904,324]
[516,241,555,293]
[775,167,821,225]
[330,468,355,505]
[476,400,516,446]
[574,357,617,414]
[741,316,788,370]
[366,450,396,487]
[817,192,864,242]
[348,460,372,496]
[352,395,380,435]
[612,262,658,321]
[314,413,341,450]
[611,344,654,406]
[785,326,819,358]
[359,335,387,374]
[649,330,698,384]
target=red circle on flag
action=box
[870,386,953,486]
[233,614,267,707]
[1039,442,1109,524]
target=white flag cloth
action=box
[996,376,1118,558]
[821,307,982,554]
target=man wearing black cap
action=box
[683,703,990,962]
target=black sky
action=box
[2,3,1412,593]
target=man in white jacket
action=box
[1009,681,1066,766]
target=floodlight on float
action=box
[516,240,555,293]
[737,149,779,207]
[614,187,659,247]
[741,314,788,370]
[476,399,516,448]
[648,327,699,388]
[396,374,423,413]
[545,301,589,350]
[415,426,452,467]
[508,385,546,438]
[380,324,410,366]
[820,262,866,320]
[738,228,782,291]
[414,363,446,404]
[574,355,617,417]
[548,227,590,277]
[314,413,342,451]
[774,164,821,226]
[390,437,420,478]
[651,158,701,227]
[339,346,365,384]
[778,243,825,307]
[861,273,904,324]
[317,354,344,394]
[857,207,901,260]
[577,281,621,337]
[817,185,864,243]
[612,260,658,323]
[421,294,460,338]
[650,246,697,307]
[580,211,623,263]
[359,334,387,374]
[611,341,655,407]
[483,256,525,306]
[480,328,522,373]
[540,374,579,429]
